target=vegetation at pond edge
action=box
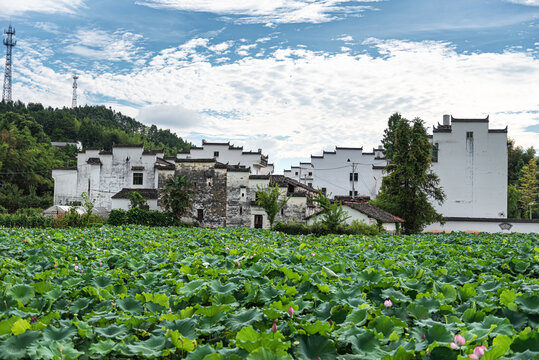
[0,227,537,359]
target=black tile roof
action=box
[111,188,159,199]
[343,202,404,223]
[86,158,102,165]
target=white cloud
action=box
[34,22,60,34]
[135,0,381,24]
[13,37,539,171]
[63,28,144,62]
[335,35,354,42]
[506,0,539,5]
[0,0,84,18]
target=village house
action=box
[159,158,318,228]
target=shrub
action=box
[108,209,128,226]
[14,208,44,216]
[274,219,382,236]
[108,208,195,227]
[51,208,104,228]
[0,214,52,228]
[274,221,310,235]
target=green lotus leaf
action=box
[69,297,92,314]
[515,294,539,315]
[209,280,238,294]
[163,318,198,339]
[127,336,166,357]
[428,347,457,360]
[11,318,31,336]
[369,316,395,337]
[117,297,144,315]
[381,288,411,303]
[94,324,129,339]
[0,331,41,360]
[406,303,429,320]
[357,269,383,283]
[301,320,332,336]
[345,308,368,326]
[89,339,118,355]
[247,348,292,360]
[236,326,261,352]
[0,317,20,336]
[295,335,337,360]
[425,324,453,344]
[42,325,77,341]
[226,308,263,331]
[178,280,206,297]
[6,284,35,304]
[481,334,512,360]
[511,330,539,353]
[92,276,114,289]
[185,344,215,360]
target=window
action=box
[349,190,358,196]
[308,172,312,176]
[431,143,439,162]
[295,172,298,176]
[281,208,284,215]
[466,132,474,153]
[197,209,204,221]
[133,173,143,185]
[240,206,243,215]
[214,151,219,157]
[308,182,313,187]
[349,173,358,181]
[466,131,473,139]
[241,188,246,198]
[321,187,327,194]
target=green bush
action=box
[0,214,52,228]
[51,208,104,228]
[274,219,382,236]
[108,208,196,227]
[14,208,44,216]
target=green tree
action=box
[381,112,403,161]
[372,117,445,234]
[518,157,538,219]
[129,191,150,210]
[160,175,192,219]
[507,139,536,186]
[256,182,290,228]
[507,184,521,219]
[311,190,349,232]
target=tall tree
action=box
[373,117,445,234]
[518,157,538,219]
[507,139,536,186]
[160,175,192,219]
[381,112,403,161]
[256,182,290,229]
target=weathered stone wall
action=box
[175,161,227,227]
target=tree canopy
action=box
[518,157,538,219]
[160,175,192,219]
[255,182,290,228]
[373,116,445,234]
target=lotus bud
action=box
[288,306,294,316]
[454,334,466,346]
[271,322,278,333]
[384,299,392,307]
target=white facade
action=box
[284,146,386,199]
[52,145,164,210]
[431,115,507,218]
[424,219,538,234]
[177,140,274,175]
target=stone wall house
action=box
[160,159,319,228]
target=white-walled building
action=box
[431,115,508,218]
[52,145,165,210]
[284,146,386,199]
[177,140,274,175]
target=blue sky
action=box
[1,0,538,170]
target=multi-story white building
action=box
[431,115,507,218]
[177,140,274,175]
[52,145,164,210]
[284,146,386,199]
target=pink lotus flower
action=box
[288,306,294,316]
[368,244,372,248]
[168,308,172,313]
[271,321,278,333]
[99,261,102,266]
[384,299,392,307]
[236,262,240,266]
[469,346,486,359]
[311,253,315,257]
[53,264,57,269]
[80,270,83,273]
[225,247,230,250]
[74,265,79,270]
[454,334,466,346]
[421,333,426,339]
[450,343,458,350]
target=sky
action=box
[1,0,538,171]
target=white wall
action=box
[424,220,538,234]
[431,119,507,218]
[111,198,159,211]
[51,170,78,205]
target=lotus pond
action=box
[0,226,538,359]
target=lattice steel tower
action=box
[72,75,79,108]
[2,24,16,102]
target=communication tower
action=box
[72,75,79,108]
[2,24,16,102]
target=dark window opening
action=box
[466,131,473,139]
[295,171,298,176]
[349,173,358,181]
[240,206,243,215]
[321,187,327,194]
[214,151,219,157]
[133,173,143,185]
[88,179,91,192]
[349,190,358,196]
[287,184,294,193]
[254,214,263,229]
[308,172,312,176]
[197,209,204,221]
[431,143,439,162]
[308,182,313,187]
[281,208,284,215]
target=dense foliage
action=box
[0,101,191,213]
[274,220,382,236]
[0,227,537,359]
[374,118,445,234]
[256,183,290,228]
[311,191,350,232]
[518,158,538,219]
[506,140,537,219]
[107,209,189,227]
[160,176,192,219]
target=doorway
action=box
[254,215,263,229]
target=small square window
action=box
[349,190,358,196]
[214,151,219,157]
[295,172,298,176]
[308,172,312,176]
[133,173,143,185]
[240,206,243,215]
[466,131,473,139]
[321,187,327,194]
[197,209,204,221]
[349,173,358,181]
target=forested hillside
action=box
[0,101,191,212]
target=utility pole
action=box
[72,75,79,108]
[351,162,357,199]
[2,24,16,102]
